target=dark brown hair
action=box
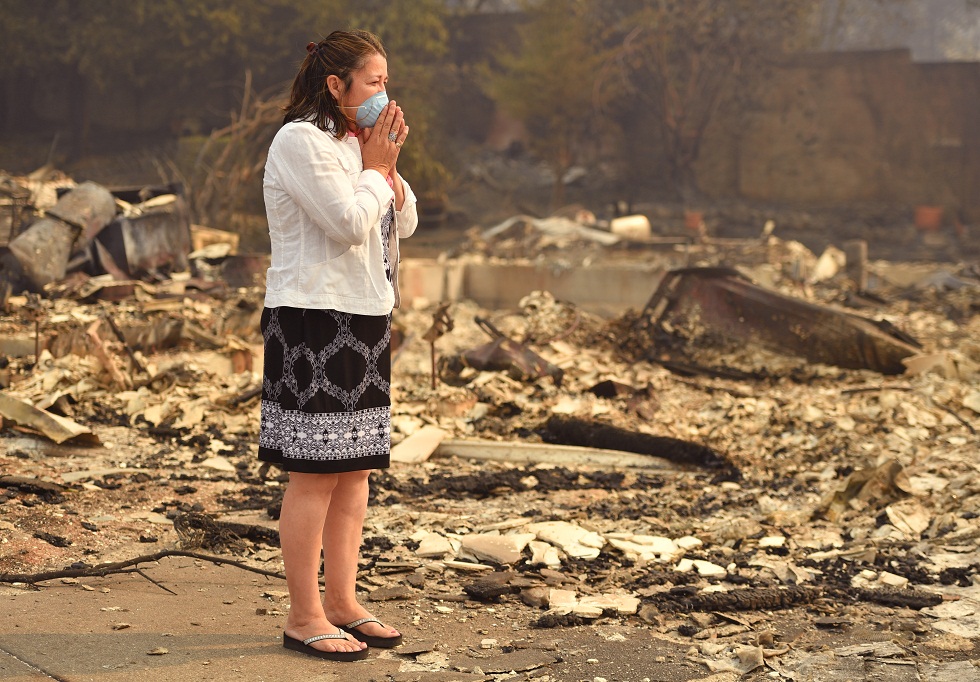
[282,29,387,139]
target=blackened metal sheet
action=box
[46,181,116,243]
[95,195,191,278]
[7,217,78,288]
[643,268,921,374]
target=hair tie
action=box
[306,42,317,55]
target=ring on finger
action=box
[388,131,398,142]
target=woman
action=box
[258,29,417,661]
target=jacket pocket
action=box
[298,261,339,297]
[298,247,367,297]
[321,239,352,264]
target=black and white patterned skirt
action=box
[258,306,392,473]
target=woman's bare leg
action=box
[280,472,365,653]
[321,470,400,639]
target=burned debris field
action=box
[1,174,980,680]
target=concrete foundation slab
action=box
[399,258,664,315]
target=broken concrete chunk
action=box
[922,601,977,621]
[834,641,907,658]
[692,560,728,578]
[459,532,536,565]
[548,588,578,610]
[208,438,234,454]
[578,594,641,615]
[675,536,704,550]
[572,602,604,618]
[416,532,455,559]
[698,641,727,656]
[878,571,909,588]
[902,351,978,380]
[675,558,695,573]
[851,569,879,588]
[197,456,236,473]
[801,405,825,423]
[758,536,786,548]
[527,521,605,560]
[606,534,682,563]
[528,540,561,568]
[390,425,447,464]
[442,559,494,572]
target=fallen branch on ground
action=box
[0,550,285,586]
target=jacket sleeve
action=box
[274,125,394,247]
[395,173,419,238]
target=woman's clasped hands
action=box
[360,101,409,180]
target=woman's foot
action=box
[284,617,367,655]
[324,605,402,647]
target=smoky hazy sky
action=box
[819,0,980,62]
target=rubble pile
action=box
[1,170,193,297]
[1,171,980,677]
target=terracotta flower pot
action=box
[683,209,704,231]
[914,205,943,232]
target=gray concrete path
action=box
[1,556,978,682]
[0,557,407,682]
[1,649,53,682]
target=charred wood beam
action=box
[229,385,262,406]
[541,415,730,470]
[647,584,941,614]
[532,612,592,628]
[173,511,279,551]
[847,587,943,610]
[652,586,818,613]
[656,359,765,382]
[0,475,66,503]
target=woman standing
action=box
[259,29,416,661]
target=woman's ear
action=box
[326,75,344,102]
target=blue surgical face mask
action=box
[343,91,388,128]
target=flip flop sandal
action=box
[342,617,403,648]
[283,632,369,661]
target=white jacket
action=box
[262,120,418,315]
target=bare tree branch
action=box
[0,550,285,586]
